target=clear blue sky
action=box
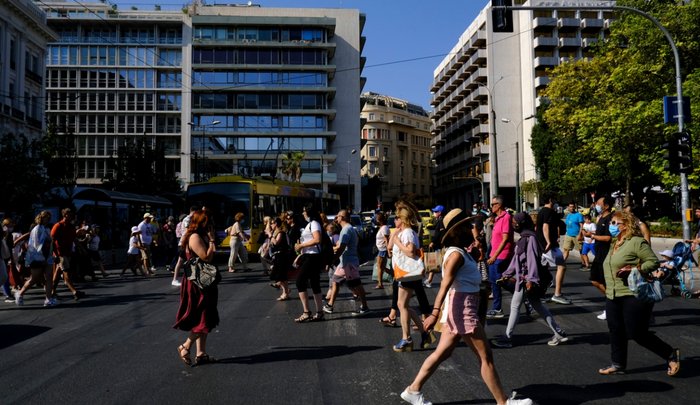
[118,0,491,109]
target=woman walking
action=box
[174,210,221,366]
[400,209,532,405]
[15,211,56,307]
[292,204,325,322]
[269,217,292,301]
[227,212,249,273]
[598,210,680,376]
[491,212,568,348]
[388,207,432,352]
[374,213,390,289]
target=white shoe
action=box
[507,398,533,405]
[400,388,432,405]
[171,280,181,287]
[597,311,607,320]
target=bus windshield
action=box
[186,182,252,238]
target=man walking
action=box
[537,193,570,305]
[587,195,614,320]
[486,196,513,319]
[323,210,370,316]
[51,208,86,300]
[562,202,584,269]
[138,213,156,274]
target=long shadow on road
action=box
[217,344,383,364]
[0,325,51,350]
[515,380,674,405]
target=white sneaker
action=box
[597,311,607,320]
[400,388,432,405]
[422,280,432,288]
[171,280,181,287]
[43,298,58,307]
[14,290,23,306]
[507,398,533,405]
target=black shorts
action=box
[590,261,606,285]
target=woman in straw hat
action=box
[400,208,532,405]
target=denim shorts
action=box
[376,250,388,258]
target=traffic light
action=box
[677,131,693,174]
[492,0,513,33]
[663,135,680,174]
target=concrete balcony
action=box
[558,18,581,31]
[534,76,550,88]
[559,37,582,49]
[582,37,599,48]
[533,17,557,29]
[534,56,559,68]
[534,36,558,49]
[581,18,604,31]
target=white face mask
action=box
[2,226,10,232]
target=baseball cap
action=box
[431,205,445,213]
[659,249,674,258]
[143,212,154,219]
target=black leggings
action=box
[391,279,431,315]
[296,254,322,294]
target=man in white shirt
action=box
[138,213,156,274]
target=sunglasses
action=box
[491,202,500,207]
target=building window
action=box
[368,113,375,120]
[368,146,376,157]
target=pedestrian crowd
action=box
[3,193,689,405]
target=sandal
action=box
[667,348,681,376]
[312,312,324,322]
[380,316,397,327]
[295,311,312,323]
[194,353,217,366]
[598,365,625,375]
[177,345,192,367]
[277,295,290,301]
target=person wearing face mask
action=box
[292,204,325,322]
[51,208,86,301]
[536,192,569,305]
[585,195,614,320]
[598,210,680,377]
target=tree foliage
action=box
[0,133,46,214]
[534,0,700,205]
[103,137,182,194]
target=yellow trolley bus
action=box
[185,176,340,254]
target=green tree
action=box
[539,0,700,206]
[0,133,45,215]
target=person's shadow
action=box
[216,345,382,364]
[514,379,673,404]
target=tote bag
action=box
[393,249,425,282]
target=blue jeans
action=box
[488,259,508,311]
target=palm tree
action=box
[281,151,305,182]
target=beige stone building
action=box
[0,0,56,142]
[360,92,432,210]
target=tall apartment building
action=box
[41,1,365,209]
[360,92,432,210]
[430,0,613,210]
[0,0,56,142]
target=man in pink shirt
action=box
[486,195,514,319]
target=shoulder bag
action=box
[185,257,220,289]
[628,267,664,303]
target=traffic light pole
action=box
[498,3,691,239]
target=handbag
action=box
[393,250,425,282]
[184,257,220,289]
[423,250,441,273]
[628,267,664,303]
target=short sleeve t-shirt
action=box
[593,213,612,262]
[338,223,359,267]
[300,220,321,254]
[536,206,560,249]
[565,212,585,237]
[491,211,514,260]
[138,221,153,245]
[127,236,140,255]
[393,228,419,259]
[375,225,390,252]
[582,222,597,244]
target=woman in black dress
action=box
[174,210,221,366]
[269,217,292,301]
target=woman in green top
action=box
[599,211,680,376]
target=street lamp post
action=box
[347,149,357,211]
[187,120,220,182]
[501,115,534,211]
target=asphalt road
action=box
[1,256,699,405]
